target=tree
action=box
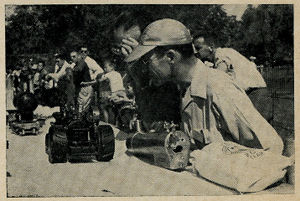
[7,4,292,70]
[236,4,293,65]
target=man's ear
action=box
[165,49,180,64]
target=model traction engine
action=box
[45,93,115,163]
[11,92,41,135]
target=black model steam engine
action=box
[10,92,41,135]
[45,104,115,163]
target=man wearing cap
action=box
[112,11,181,130]
[194,37,272,122]
[80,47,104,81]
[125,19,283,154]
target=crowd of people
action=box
[6,47,132,125]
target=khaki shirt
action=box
[214,48,266,91]
[181,60,283,154]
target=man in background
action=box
[33,60,45,92]
[71,50,94,115]
[193,36,272,122]
[47,53,74,83]
[80,47,104,81]
[47,53,75,108]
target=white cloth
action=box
[85,56,104,80]
[191,141,293,192]
[102,71,125,93]
[214,48,266,91]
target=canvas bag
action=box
[190,141,294,193]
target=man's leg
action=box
[77,86,93,114]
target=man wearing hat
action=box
[112,11,181,130]
[125,18,283,154]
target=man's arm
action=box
[47,65,68,82]
[86,57,104,80]
[211,75,283,154]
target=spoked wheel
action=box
[96,125,115,161]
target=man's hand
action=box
[121,37,139,57]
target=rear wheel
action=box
[96,125,115,161]
[48,133,68,163]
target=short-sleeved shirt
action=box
[181,60,283,154]
[214,48,266,91]
[85,56,104,80]
[102,70,125,93]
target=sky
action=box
[222,4,258,20]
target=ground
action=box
[6,117,294,197]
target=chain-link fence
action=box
[261,65,294,153]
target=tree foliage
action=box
[236,4,293,65]
[5,4,293,70]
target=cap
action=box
[125,18,192,62]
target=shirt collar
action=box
[190,60,208,99]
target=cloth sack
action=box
[191,141,293,193]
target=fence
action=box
[261,65,294,140]
[262,65,294,95]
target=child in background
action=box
[98,59,126,123]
